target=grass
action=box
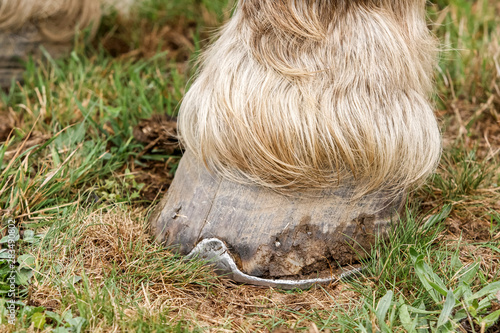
[0,0,499,331]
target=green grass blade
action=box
[437,290,455,328]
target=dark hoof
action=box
[150,151,404,288]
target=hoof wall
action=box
[150,151,404,287]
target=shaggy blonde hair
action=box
[179,0,441,196]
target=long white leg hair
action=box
[179,0,441,197]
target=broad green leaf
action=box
[23,230,35,239]
[15,268,33,285]
[469,301,478,317]
[413,258,441,303]
[23,230,43,244]
[409,248,420,261]
[406,306,441,315]
[428,280,449,298]
[453,283,467,300]
[416,301,430,333]
[46,311,63,325]
[452,309,467,323]
[457,263,480,286]
[437,290,455,328]
[422,205,452,230]
[471,281,500,300]
[0,228,19,244]
[479,309,500,328]
[32,312,46,330]
[0,249,13,259]
[388,301,397,329]
[376,290,393,325]
[17,254,35,268]
[66,317,86,333]
[410,249,449,303]
[66,275,82,286]
[62,309,73,323]
[428,270,448,293]
[463,287,473,303]
[437,322,454,333]
[399,304,417,333]
[52,328,70,333]
[478,296,498,312]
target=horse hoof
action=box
[150,151,404,289]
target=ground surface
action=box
[0,0,499,332]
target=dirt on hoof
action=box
[253,217,371,280]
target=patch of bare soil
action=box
[420,188,500,243]
[438,97,500,160]
[133,159,176,201]
[132,114,181,201]
[444,197,500,242]
[133,114,179,155]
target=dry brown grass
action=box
[1,0,499,331]
[21,207,360,332]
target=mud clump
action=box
[239,215,380,280]
[133,114,180,155]
[131,114,182,201]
